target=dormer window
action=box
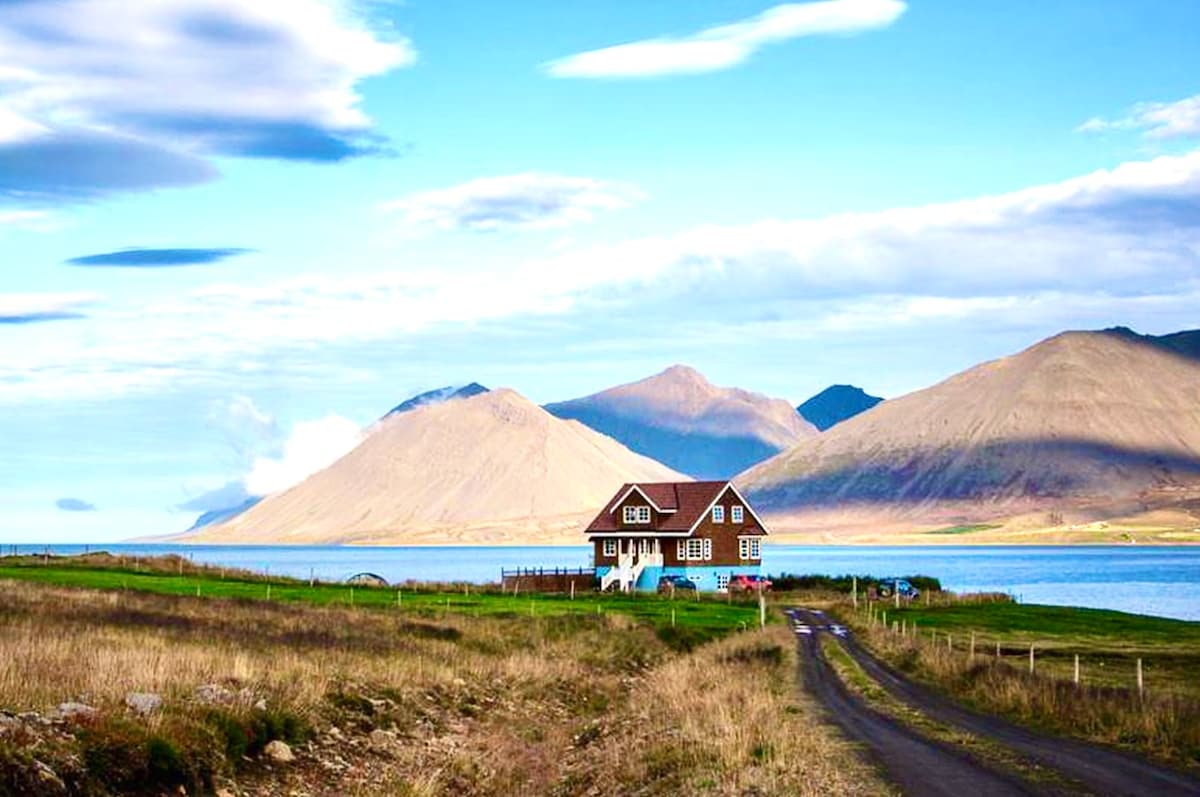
[731,505,744,523]
[623,505,651,524]
[712,505,725,523]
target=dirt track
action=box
[789,608,1200,797]
[788,608,1039,796]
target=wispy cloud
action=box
[545,0,906,79]
[0,0,413,202]
[67,248,251,267]
[0,292,96,324]
[56,497,96,512]
[382,173,642,232]
[2,150,1199,401]
[1078,93,1200,140]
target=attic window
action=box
[731,505,744,523]
[623,505,651,524]
[712,506,725,523]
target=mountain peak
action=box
[386,382,489,416]
[797,385,883,431]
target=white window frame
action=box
[676,539,686,560]
[738,536,761,560]
[731,505,744,524]
[623,505,651,524]
[716,572,730,592]
[603,539,617,557]
[703,538,712,561]
[679,538,713,561]
[712,505,725,523]
[686,538,704,560]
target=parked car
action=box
[657,575,698,594]
[728,574,772,593]
[876,578,920,599]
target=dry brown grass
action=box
[855,619,1200,770]
[0,580,885,796]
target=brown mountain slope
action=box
[738,330,1200,538]
[545,365,816,479]
[188,389,686,545]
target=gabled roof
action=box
[586,481,768,536]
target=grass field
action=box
[923,524,1003,535]
[0,555,761,651]
[0,556,887,796]
[839,598,1200,768]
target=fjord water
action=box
[9,544,1199,621]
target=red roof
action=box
[585,481,733,535]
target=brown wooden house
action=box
[585,480,768,592]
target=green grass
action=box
[924,523,1003,535]
[0,560,763,650]
[856,600,1200,698]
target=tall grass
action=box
[852,612,1200,769]
[0,579,885,796]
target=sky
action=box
[2,0,1199,542]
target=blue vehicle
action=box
[876,578,920,599]
[657,574,698,593]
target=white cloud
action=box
[244,414,364,495]
[2,150,1199,401]
[1078,93,1200,140]
[382,173,642,232]
[545,0,906,78]
[0,0,414,199]
[0,291,97,323]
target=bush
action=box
[769,573,943,594]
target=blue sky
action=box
[2,0,1199,542]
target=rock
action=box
[253,698,268,712]
[34,760,67,795]
[368,729,396,754]
[196,684,234,705]
[125,692,163,716]
[263,740,295,763]
[53,702,96,720]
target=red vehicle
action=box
[728,574,772,593]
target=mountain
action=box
[738,329,1200,534]
[186,497,262,531]
[797,385,883,431]
[544,365,817,479]
[186,389,685,545]
[386,382,488,415]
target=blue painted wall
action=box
[596,564,762,592]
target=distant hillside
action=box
[797,385,883,431]
[739,328,1200,533]
[187,389,685,545]
[387,382,488,415]
[185,497,262,531]
[545,365,816,479]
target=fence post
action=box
[1137,658,1144,697]
[570,581,575,600]
[996,640,1001,658]
[758,589,766,630]
[852,576,858,608]
[1029,643,1035,675]
[1074,654,1080,685]
[671,608,676,628]
[894,579,900,609]
[970,632,976,659]
[947,634,952,652]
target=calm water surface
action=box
[6,543,1199,621]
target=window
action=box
[731,505,744,524]
[603,539,617,557]
[739,537,761,560]
[716,573,730,592]
[623,505,651,524]
[679,538,713,561]
[712,505,725,523]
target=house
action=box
[585,480,768,592]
